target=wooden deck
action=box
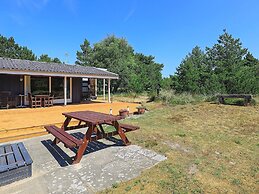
[0,102,139,143]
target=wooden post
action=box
[64,76,67,105]
[103,79,106,100]
[95,79,97,97]
[49,77,51,94]
[108,79,111,103]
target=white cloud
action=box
[124,8,135,22]
[15,0,49,11]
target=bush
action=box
[157,90,212,105]
[250,99,257,106]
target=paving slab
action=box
[0,128,166,193]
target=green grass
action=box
[100,101,259,194]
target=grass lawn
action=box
[101,101,259,193]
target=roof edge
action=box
[0,69,119,79]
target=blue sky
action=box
[1,0,259,77]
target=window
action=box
[82,79,90,98]
[51,77,70,99]
[31,76,49,95]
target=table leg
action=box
[43,97,46,107]
[53,117,72,145]
[113,121,131,145]
[78,121,82,126]
[61,117,72,131]
[72,123,94,164]
[99,125,105,134]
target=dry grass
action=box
[111,93,149,104]
[101,102,259,193]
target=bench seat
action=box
[119,123,140,132]
[217,94,252,105]
[104,122,140,132]
[45,125,82,148]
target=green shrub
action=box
[157,90,212,105]
[250,99,256,106]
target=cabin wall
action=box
[0,74,23,95]
[72,77,82,103]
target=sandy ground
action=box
[0,102,139,131]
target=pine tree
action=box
[75,39,93,66]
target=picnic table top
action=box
[62,111,124,125]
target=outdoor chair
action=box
[44,95,54,107]
[28,93,41,108]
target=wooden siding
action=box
[72,77,82,103]
[0,74,23,95]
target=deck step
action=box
[0,131,47,143]
[0,121,81,143]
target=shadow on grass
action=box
[41,132,124,167]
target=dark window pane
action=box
[31,76,49,95]
[51,77,70,99]
[51,77,63,99]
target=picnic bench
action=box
[218,94,252,106]
[44,111,140,164]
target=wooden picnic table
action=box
[34,95,50,107]
[45,111,139,164]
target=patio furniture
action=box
[17,94,26,108]
[34,94,50,107]
[217,94,252,106]
[0,91,17,109]
[0,142,33,186]
[28,93,41,108]
[44,95,54,107]
[44,111,140,164]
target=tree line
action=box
[0,35,62,63]
[0,34,163,94]
[75,35,163,93]
[166,30,259,95]
[0,31,258,95]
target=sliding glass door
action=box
[51,77,70,99]
[31,76,49,95]
[30,76,72,104]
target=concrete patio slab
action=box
[0,129,166,193]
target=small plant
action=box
[112,183,119,188]
[136,104,146,109]
[234,139,241,145]
[144,139,158,148]
[176,130,186,137]
[194,159,201,165]
[133,179,141,186]
[125,185,132,191]
[250,99,256,106]
[137,105,146,114]
[231,178,241,185]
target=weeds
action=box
[155,90,213,105]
